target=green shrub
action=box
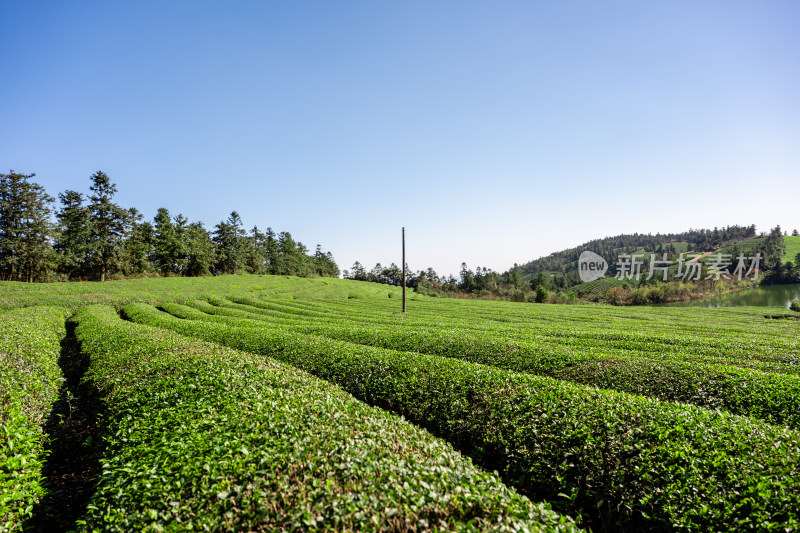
[510,290,526,302]
[646,287,665,303]
[630,288,648,305]
[535,286,548,303]
[791,299,800,312]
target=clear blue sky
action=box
[2,1,798,277]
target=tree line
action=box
[0,170,339,282]
[343,260,547,301]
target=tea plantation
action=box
[1,275,798,531]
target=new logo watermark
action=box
[577,251,762,282]
[578,251,608,282]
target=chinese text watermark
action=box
[578,252,761,283]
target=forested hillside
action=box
[518,225,759,278]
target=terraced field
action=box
[1,275,798,531]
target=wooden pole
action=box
[402,227,407,313]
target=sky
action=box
[1,1,798,277]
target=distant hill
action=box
[516,225,758,280]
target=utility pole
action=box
[402,227,407,313]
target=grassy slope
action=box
[784,235,800,265]
[719,236,766,254]
[0,275,408,311]
[1,271,794,316]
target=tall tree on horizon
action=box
[264,227,279,274]
[87,171,130,281]
[153,207,182,275]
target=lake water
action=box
[661,283,800,308]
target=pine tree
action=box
[172,214,193,274]
[349,261,367,281]
[55,190,91,279]
[368,263,383,283]
[763,225,786,272]
[244,226,267,274]
[0,171,55,282]
[273,231,302,275]
[312,244,339,277]
[87,171,130,281]
[153,207,179,275]
[120,208,154,276]
[213,211,246,273]
[264,227,279,274]
[508,265,521,289]
[184,222,215,276]
[458,263,477,292]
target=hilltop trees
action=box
[274,232,308,276]
[0,169,339,282]
[344,261,529,299]
[348,261,368,281]
[150,209,217,277]
[313,244,340,277]
[205,216,338,278]
[344,261,409,286]
[211,224,340,278]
